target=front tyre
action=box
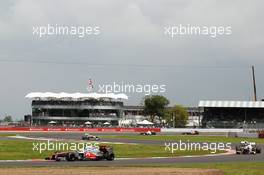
[106,154,115,161]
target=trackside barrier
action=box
[161,128,244,133]
[0,127,161,132]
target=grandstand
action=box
[199,100,264,128]
[26,92,127,126]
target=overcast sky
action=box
[0,0,264,119]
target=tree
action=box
[3,115,13,123]
[143,95,170,122]
[165,105,188,127]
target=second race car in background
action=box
[140,131,156,135]
[81,133,100,141]
[236,141,261,154]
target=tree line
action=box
[143,95,188,127]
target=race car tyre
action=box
[106,153,115,161]
[66,153,76,161]
[51,155,56,160]
[235,146,241,154]
[256,147,261,154]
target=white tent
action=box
[103,122,110,125]
[49,121,57,124]
[137,120,154,125]
[84,121,92,125]
[119,120,132,125]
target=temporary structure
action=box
[84,121,92,125]
[137,120,154,125]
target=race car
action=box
[81,133,100,141]
[236,141,261,154]
[45,145,115,161]
[182,130,199,135]
[140,131,156,135]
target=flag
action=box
[87,78,94,92]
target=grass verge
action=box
[0,139,223,160]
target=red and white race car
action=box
[45,145,115,161]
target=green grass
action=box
[112,143,223,158]
[0,134,263,174]
[0,140,51,160]
[0,133,16,137]
[131,162,264,175]
[0,140,221,160]
[101,135,264,144]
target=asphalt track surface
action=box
[0,132,264,166]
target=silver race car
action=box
[236,141,261,154]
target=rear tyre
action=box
[235,146,241,154]
[66,153,76,161]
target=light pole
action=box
[173,113,175,128]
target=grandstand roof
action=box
[199,100,264,108]
[25,92,128,100]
